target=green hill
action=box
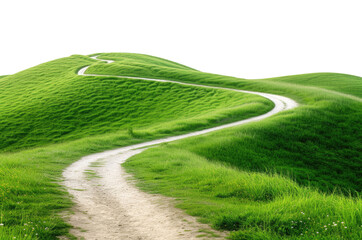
[0,53,361,239]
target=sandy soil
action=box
[61,56,298,239]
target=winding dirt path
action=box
[62,56,298,239]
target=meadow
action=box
[0,52,360,239]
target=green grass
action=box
[1,52,361,239]
[0,53,271,239]
[125,147,361,239]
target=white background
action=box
[1,0,361,78]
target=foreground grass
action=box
[125,147,361,239]
[0,54,271,239]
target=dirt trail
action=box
[63,149,228,240]
[62,56,298,239]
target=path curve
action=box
[62,56,298,240]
